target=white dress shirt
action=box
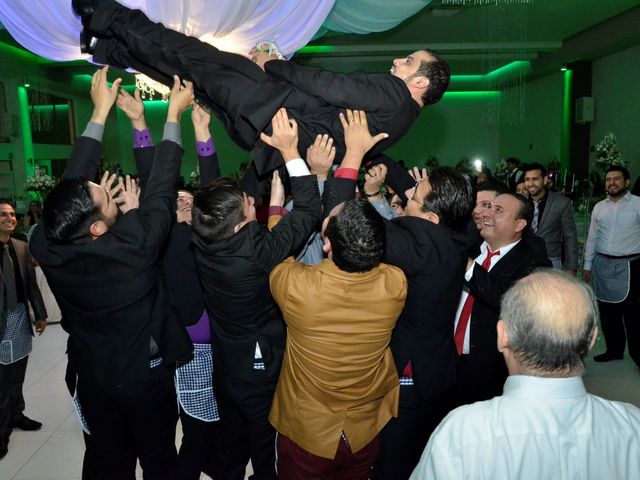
[454,240,519,354]
[583,192,640,270]
[410,375,640,480]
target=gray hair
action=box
[500,269,598,375]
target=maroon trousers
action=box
[276,432,381,480]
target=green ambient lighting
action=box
[560,69,573,172]
[296,45,337,54]
[443,91,501,99]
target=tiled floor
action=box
[1,324,639,479]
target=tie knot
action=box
[487,249,500,260]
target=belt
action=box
[596,252,640,260]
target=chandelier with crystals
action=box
[135,73,171,101]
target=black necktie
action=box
[2,243,18,310]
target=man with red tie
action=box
[453,193,550,407]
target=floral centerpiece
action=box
[187,167,200,191]
[493,159,510,183]
[594,132,625,172]
[24,166,56,198]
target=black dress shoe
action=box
[80,29,99,54]
[11,416,42,431]
[72,0,96,18]
[593,352,624,362]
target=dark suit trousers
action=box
[0,356,28,440]
[214,371,278,480]
[176,405,221,480]
[75,365,178,480]
[372,384,453,480]
[598,256,640,366]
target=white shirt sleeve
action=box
[284,158,310,177]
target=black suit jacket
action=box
[0,238,47,340]
[91,5,420,175]
[134,145,221,327]
[460,240,551,403]
[31,136,192,386]
[323,176,465,403]
[192,175,321,382]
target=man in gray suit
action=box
[524,163,578,275]
[0,200,47,459]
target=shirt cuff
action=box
[334,168,358,181]
[163,122,181,146]
[268,206,289,217]
[285,158,310,177]
[133,128,153,148]
[196,138,216,156]
[81,122,105,142]
[583,260,592,270]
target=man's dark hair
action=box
[524,162,547,177]
[421,166,474,232]
[192,177,246,243]
[506,157,519,167]
[0,198,14,208]
[477,181,509,195]
[325,199,385,273]
[513,193,533,225]
[415,49,450,106]
[42,178,102,243]
[606,165,630,180]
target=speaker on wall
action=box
[575,97,594,124]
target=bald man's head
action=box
[499,270,598,376]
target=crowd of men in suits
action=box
[3,0,638,476]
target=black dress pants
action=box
[214,371,278,480]
[177,405,221,480]
[598,256,640,366]
[0,356,28,441]
[76,365,179,480]
[89,1,290,163]
[372,384,453,480]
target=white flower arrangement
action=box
[493,160,510,183]
[594,132,626,172]
[187,167,200,190]
[24,166,56,192]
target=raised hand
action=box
[99,170,121,199]
[90,66,122,125]
[117,88,146,130]
[269,170,285,207]
[191,103,212,142]
[408,166,428,183]
[113,175,140,214]
[167,75,194,123]
[339,109,388,158]
[364,164,388,196]
[260,108,300,162]
[306,134,335,180]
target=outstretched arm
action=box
[192,104,220,186]
[64,66,122,179]
[323,109,388,213]
[118,87,154,187]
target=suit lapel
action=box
[9,238,28,294]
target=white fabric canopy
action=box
[0,0,432,62]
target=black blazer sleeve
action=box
[139,140,184,250]
[322,177,356,217]
[133,146,155,189]
[63,136,104,180]
[199,152,221,186]
[265,61,409,112]
[368,154,415,202]
[256,175,322,271]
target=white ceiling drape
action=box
[0,0,433,62]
